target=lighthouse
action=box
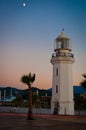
[51,30,75,115]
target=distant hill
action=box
[73,86,86,94]
[47,86,86,95]
[0,86,86,98]
[0,86,21,97]
[21,87,52,97]
[0,86,52,97]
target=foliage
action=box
[74,94,86,110]
[12,95,28,107]
[80,80,86,89]
[80,73,86,89]
[21,73,35,86]
[82,73,86,78]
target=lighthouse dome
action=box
[54,31,71,52]
[57,31,70,39]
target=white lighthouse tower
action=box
[51,30,75,115]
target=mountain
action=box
[21,87,52,97]
[0,86,52,97]
[47,86,86,95]
[0,86,21,97]
[0,86,86,98]
[47,88,52,93]
[73,86,86,94]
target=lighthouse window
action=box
[56,85,58,93]
[57,41,61,49]
[56,68,58,76]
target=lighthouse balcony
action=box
[52,52,74,58]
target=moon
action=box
[23,3,26,7]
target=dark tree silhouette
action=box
[80,73,86,89]
[21,73,35,120]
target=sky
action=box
[0,0,86,90]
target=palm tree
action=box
[82,73,86,78]
[80,73,86,89]
[21,73,35,120]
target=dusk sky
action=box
[0,0,86,89]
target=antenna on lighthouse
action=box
[62,28,64,33]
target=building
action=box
[51,30,75,115]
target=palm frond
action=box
[28,73,31,79]
[82,73,86,78]
[80,79,86,89]
[21,73,36,85]
[31,74,35,83]
[21,75,30,85]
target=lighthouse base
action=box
[51,100,74,115]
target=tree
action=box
[74,95,84,110]
[80,73,86,89]
[21,73,35,120]
[82,73,86,78]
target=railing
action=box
[0,106,51,114]
[52,52,74,58]
[0,106,86,115]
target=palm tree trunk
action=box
[27,84,33,120]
